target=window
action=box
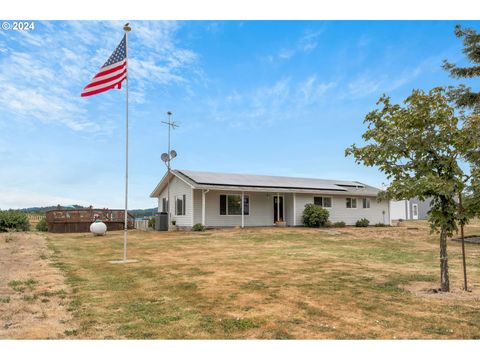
[220,194,249,215]
[314,196,332,208]
[346,198,357,208]
[162,197,168,212]
[362,198,370,209]
[175,195,186,216]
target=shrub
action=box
[36,218,48,232]
[333,221,346,228]
[0,210,30,232]
[374,222,387,227]
[355,218,370,227]
[302,204,330,227]
[148,217,155,229]
[192,223,206,231]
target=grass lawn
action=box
[45,221,480,339]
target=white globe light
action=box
[90,221,107,236]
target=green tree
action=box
[443,25,480,112]
[0,210,30,232]
[346,87,480,292]
[36,218,48,232]
[444,25,480,290]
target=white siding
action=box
[195,190,281,227]
[157,175,194,227]
[191,190,389,227]
[284,193,294,226]
[294,194,390,226]
[192,189,202,225]
[390,200,408,220]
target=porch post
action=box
[293,193,296,226]
[202,190,206,226]
[277,192,280,223]
[241,191,245,228]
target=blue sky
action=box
[0,20,478,209]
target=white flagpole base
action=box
[108,259,139,264]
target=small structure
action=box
[46,208,134,233]
[390,198,432,221]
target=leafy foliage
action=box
[0,210,30,232]
[332,221,346,228]
[355,218,370,227]
[443,25,480,111]
[148,217,155,229]
[192,223,206,231]
[345,87,480,292]
[302,204,329,227]
[36,218,48,232]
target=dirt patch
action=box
[0,232,77,339]
[401,281,480,300]
[452,236,480,244]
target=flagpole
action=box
[123,23,131,262]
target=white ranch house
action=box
[150,170,391,229]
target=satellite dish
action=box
[161,153,169,162]
[170,150,177,159]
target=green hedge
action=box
[0,210,30,232]
[36,218,48,232]
[192,223,206,231]
[302,204,330,227]
[355,218,370,227]
[333,221,346,228]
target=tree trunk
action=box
[439,227,450,292]
[460,223,468,291]
[458,192,468,291]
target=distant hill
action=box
[16,204,87,213]
[11,205,157,217]
[128,208,157,218]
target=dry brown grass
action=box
[0,232,77,339]
[4,221,480,339]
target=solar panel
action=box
[178,170,364,191]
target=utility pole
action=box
[161,112,178,226]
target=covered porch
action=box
[193,189,298,228]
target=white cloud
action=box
[345,56,442,99]
[276,28,324,61]
[0,21,200,133]
[298,75,336,105]
[298,30,322,53]
[347,75,383,98]
[210,75,336,128]
[0,188,93,209]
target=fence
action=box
[27,214,45,226]
[134,219,150,231]
[46,209,134,233]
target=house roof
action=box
[150,169,382,197]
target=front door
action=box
[412,204,419,220]
[273,195,284,222]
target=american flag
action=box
[81,35,127,97]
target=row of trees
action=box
[0,210,48,232]
[346,25,480,292]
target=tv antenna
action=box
[161,112,179,225]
